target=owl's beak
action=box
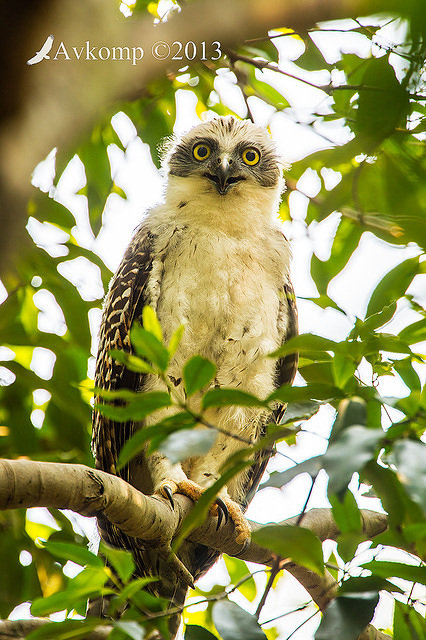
[206,157,244,195]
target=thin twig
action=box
[296,473,318,526]
[285,609,321,639]
[255,556,282,619]
[259,601,311,626]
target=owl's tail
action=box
[88,515,221,639]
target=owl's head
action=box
[165,116,283,197]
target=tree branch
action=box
[0,458,391,639]
[0,458,387,561]
[0,619,111,640]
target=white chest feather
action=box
[136,177,292,500]
[145,195,290,400]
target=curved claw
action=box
[215,497,229,525]
[234,537,250,557]
[216,504,223,531]
[163,484,175,509]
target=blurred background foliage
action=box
[0,0,425,638]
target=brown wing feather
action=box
[92,225,154,483]
[276,278,299,391]
[239,276,298,509]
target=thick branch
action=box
[0,458,387,560]
[0,458,391,639]
[0,619,111,640]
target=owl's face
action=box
[166,116,282,196]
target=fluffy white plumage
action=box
[141,150,292,501]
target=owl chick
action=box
[92,116,298,636]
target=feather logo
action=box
[27,35,54,65]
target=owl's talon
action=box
[215,496,229,525]
[234,537,250,557]
[163,484,175,509]
[216,503,224,531]
[157,480,179,509]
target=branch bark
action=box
[0,619,111,640]
[0,458,391,639]
[0,458,387,561]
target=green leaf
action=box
[168,323,185,357]
[393,603,414,640]
[31,567,110,616]
[130,324,169,371]
[279,401,322,424]
[392,440,426,516]
[183,356,216,396]
[212,600,267,640]
[365,256,420,318]
[271,333,339,358]
[330,491,361,536]
[113,621,145,640]
[398,318,426,346]
[185,625,218,640]
[363,460,420,528]
[362,560,426,585]
[202,388,266,410]
[109,577,157,615]
[315,593,379,640]
[332,352,358,388]
[330,397,367,443]
[25,619,108,640]
[268,382,343,404]
[224,556,257,602]
[78,130,113,235]
[99,542,135,583]
[394,357,422,392]
[252,525,324,575]
[158,428,218,463]
[96,390,171,422]
[262,456,323,489]
[323,426,383,495]
[353,302,397,338]
[142,306,163,342]
[403,523,426,559]
[330,491,362,562]
[339,575,404,595]
[117,411,197,468]
[296,35,329,71]
[42,540,103,568]
[364,333,412,356]
[355,55,409,146]
[109,349,156,374]
[394,600,426,640]
[310,217,362,296]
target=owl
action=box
[92,116,298,636]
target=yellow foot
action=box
[157,479,250,546]
[211,496,251,546]
[157,478,203,505]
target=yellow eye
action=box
[242,148,260,166]
[193,143,211,161]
